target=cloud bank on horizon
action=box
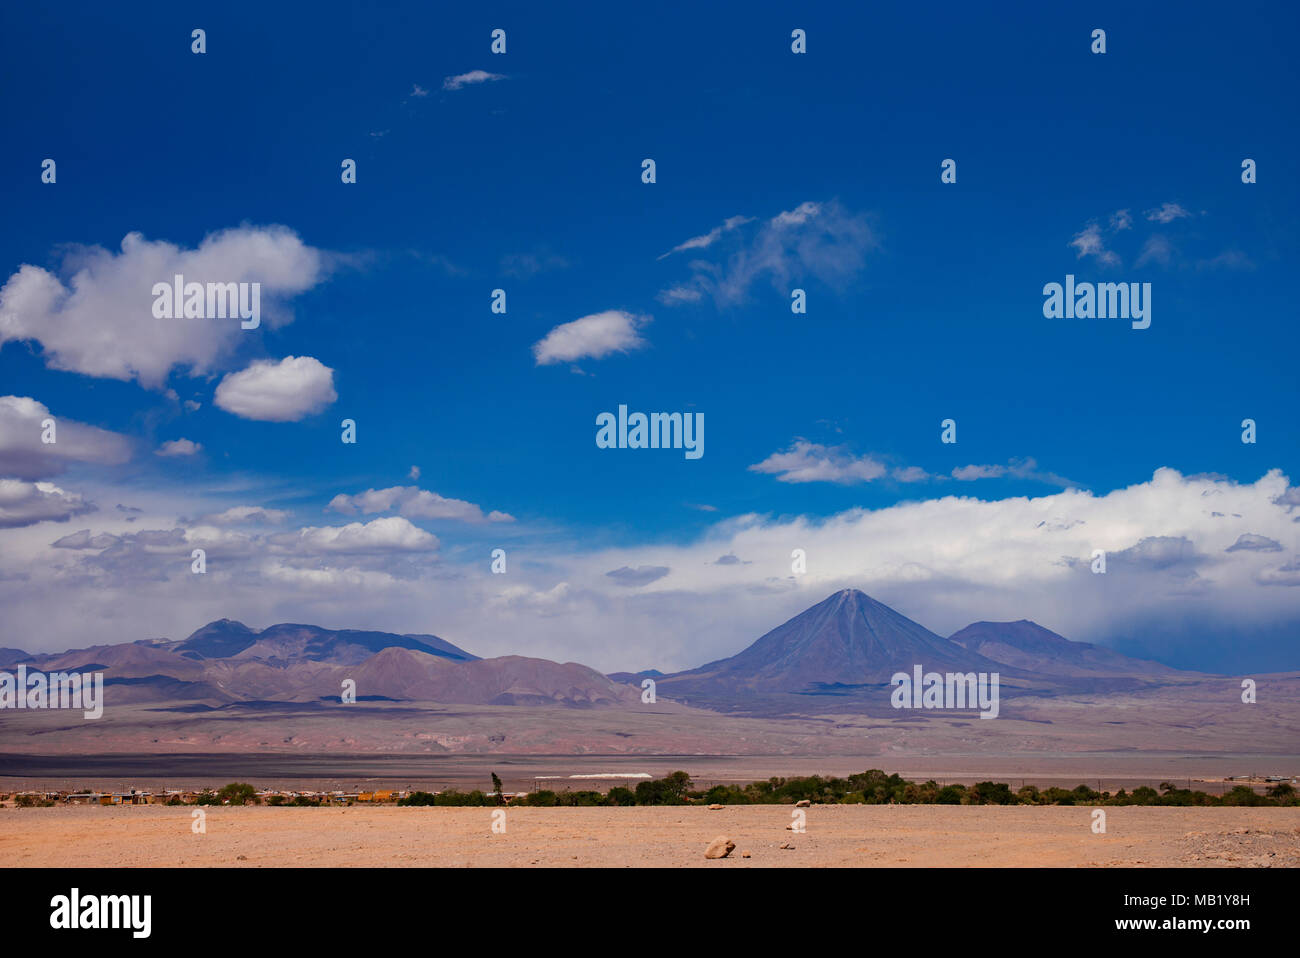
[1,465,1297,676]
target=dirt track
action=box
[2,804,1297,867]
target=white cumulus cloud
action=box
[0,226,327,388]
[275,516,438,555]
[532,311,649,366]
[0,396,132,480]
[214,356,337,422]
[0,479,96,528]
[155,438,201,457]
[328,486,514,523]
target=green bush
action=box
[216,782,259,806]
[1221,785,1264,807]
[935,785,966,805]
[397,791,437,806]
[634,771,693,805]
[970,781,1015,805]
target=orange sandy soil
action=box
[1,804,1296,867]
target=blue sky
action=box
[1,1,1298,672]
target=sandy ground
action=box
[2,804,1296,868]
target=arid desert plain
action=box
[2,804,1297,868]
[4,594,1297,868]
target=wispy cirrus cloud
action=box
[657,215,754,260]
[1197,249,1255,271]
[951,464,1004,480]
[1144,202,1192,224]
[656,285,704,305]
[1136,234,1174,267]
[1069,202,1213,270]
[659,200,876,308]
[951,458,1075,487]
[749,441,888,485]
[749,443,1071,489]
[1069,221,1121,266]
[500,249,569,278]
[443,70,505,92]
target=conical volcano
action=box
[660,589,1004,694]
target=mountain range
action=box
[647,589,1192,712]
[7,620,635,709]
[3,590,1197,712]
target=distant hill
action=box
[345,649,637,707]
[948,620,1182,677]
[2,619,637,709]
[607,668,664,684]
[173,619,260,659]
[175,619,478,665]
[0,647,34,669]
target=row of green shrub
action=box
[690,775,1295,807]
[396,770,1297,808]
[64,771,1290,808]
